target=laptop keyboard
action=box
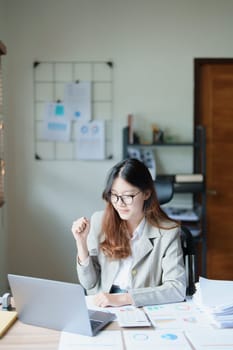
[90,319,103,331]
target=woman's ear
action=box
[143,190,151,201]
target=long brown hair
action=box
[100,158,178,259]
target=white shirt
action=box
[113,218,145,290]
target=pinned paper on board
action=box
[42,102,71,142]
[75,120,105,160]
[64,81,91,121]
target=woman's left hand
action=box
[93,292,133,307]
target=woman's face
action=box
[110,177,150,223]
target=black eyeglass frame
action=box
[110,191,141,205]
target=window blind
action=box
[0,41,6,207]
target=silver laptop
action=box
[8,274,115,336]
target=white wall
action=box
[2,0,233,290]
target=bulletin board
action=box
[33,60,114,160]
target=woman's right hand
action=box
[71,217,90,263]
[71,216,90,243]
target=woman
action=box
[71,158,186,307]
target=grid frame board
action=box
[33,60,114,161]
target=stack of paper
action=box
[193,277,233,328]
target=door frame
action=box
[194,58,233,123]
[193,58,233,277]
[194,57,233,167]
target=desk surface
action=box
[0,319,119,350]
[1,298,232,350]
[0,320,60,349]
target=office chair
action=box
[155,179,196,296]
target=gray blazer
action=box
[76,211,186,307]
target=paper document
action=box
[42,102,71,142]
[58,330,123,350]
[115,306,151,327]
[185,329,233,350]
[85,295,119,314]
[123,329,191,350]
[143,300,211,330]
[85,295,145,318]
[75,120,105,160]
[64,81,91,121]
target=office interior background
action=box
[1,0,233,294]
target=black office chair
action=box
[155,179,196,296]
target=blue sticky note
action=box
[55,104,65,116]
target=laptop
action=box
[8,274,115,336]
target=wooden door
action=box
[195,59,233,280]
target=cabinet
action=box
[122,125,206,278]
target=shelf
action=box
[174,182,204,193]
[127,142,195,146]
[122,126,205,160]
[122,124,207,278]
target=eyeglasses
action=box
[110,191,141,205]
